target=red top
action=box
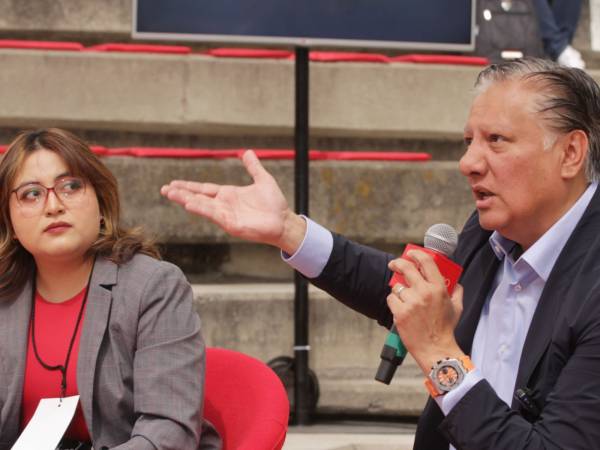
[21,288,91,442]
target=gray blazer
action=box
[0,254,221,450]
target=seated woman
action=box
[0,129,221,449]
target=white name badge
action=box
[11,395,80,450]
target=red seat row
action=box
[0,145,430,161]
[0,40,489,66]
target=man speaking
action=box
[162,58,600,449]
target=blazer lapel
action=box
[455,244,500,354]
[0,279,33,440]
[77,257,117,439]
[513,193,600,399]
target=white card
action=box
[11,395,80,450]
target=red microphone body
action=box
[375,225,463,384]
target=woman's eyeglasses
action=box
[11,177,86,216]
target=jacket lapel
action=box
[455,243,500,354]
[0,279,33,441]
[77,257,117,439]
[513,190,600,399]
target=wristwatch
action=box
[424,355,474,397]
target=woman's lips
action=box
[44,222,72,233]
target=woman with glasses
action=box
[0,129,221,450]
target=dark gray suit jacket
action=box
[311,187,600,449]
[0,254,221,450]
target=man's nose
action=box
[459,140,486,178]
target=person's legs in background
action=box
[532,0,585,68]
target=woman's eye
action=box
[20,188,44,202]
[61,179,84,192]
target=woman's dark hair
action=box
[0,128,160,299]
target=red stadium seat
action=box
[104,147,431,161]
[206,48,294,59]
[390,54,490,66]
[0,40,83,51]
[308,51,390,63]
[85,43,191,54]
[203,348,289,450]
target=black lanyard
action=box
[29,262,94,399]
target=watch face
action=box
[436,366,460,388]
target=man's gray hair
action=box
[475,58,600,182]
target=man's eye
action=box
[464,137,473,146]
[489,134,504,143]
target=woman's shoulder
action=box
[103,253,188,289]
[120,253,182,274]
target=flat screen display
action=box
[133,0,475,51]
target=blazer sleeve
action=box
[310,232,396,329]
[110,262,207,450]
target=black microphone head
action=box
[424,223,458,257]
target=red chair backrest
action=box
[203,348,289,450]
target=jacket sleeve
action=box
[110,263,209,450]
[310,232,396,329]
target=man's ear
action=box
[560,129,588,179]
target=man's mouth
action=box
[473,187,494,202]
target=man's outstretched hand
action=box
[160,150,307,254]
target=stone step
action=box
[0,49,480,140]
[194,283,428,416]
[99,156,474,280]
[104,157,472,246]
[3,48,600,145]
[283,421,416,450]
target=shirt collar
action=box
[489,182,597,281]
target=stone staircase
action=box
[1,0,599,419]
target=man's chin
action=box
[477,212,503,232]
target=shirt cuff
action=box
[433,368,484,415]
[281,216,334,278]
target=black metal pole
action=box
[293,46,311,425]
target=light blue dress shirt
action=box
[283,183,597,446]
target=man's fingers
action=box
[161,187,190,206]
[242,149,271,183]
[388,258,423,288]
[163,186,220,207]
[450,283,464,315]
[405,250,446,286]
[162,187,223,221]
[163,181,220,197]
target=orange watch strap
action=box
[424,378,442,397]
[460,355,474,371]
[424,355,474,397]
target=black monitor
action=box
[133,0,475,52]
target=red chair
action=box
[203,348,289,450]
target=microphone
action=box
[375,224,463,384]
